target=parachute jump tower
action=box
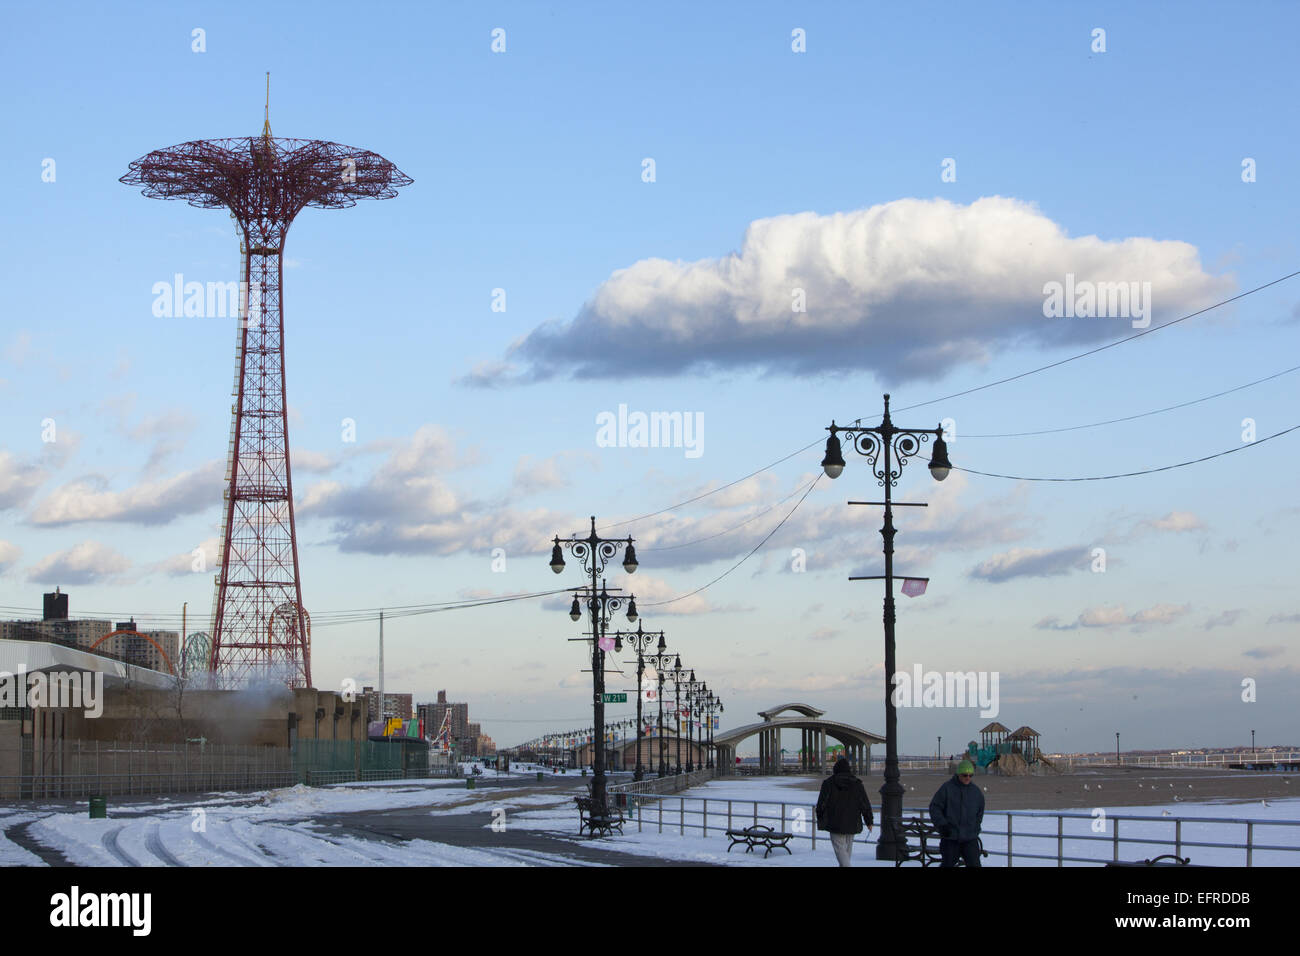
[121,79,412,688]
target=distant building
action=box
[0,589,177,674]
[361,686,413,722]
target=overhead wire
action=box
[956,424,1299,481]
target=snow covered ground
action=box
[0,773,1294,867]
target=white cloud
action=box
[0,452,47,510]
[465,197,1231,385]
[1037,603,1191,632]
[151,537,223,577]
[969,546,1089,582]
[1138,511,1206,534]
[27,540,131,585]
[0,540,20,575]
[299,426,570,556]
[28,460,223,526]
[292,449,338,474]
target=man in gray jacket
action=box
[928,759,985,867]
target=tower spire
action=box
[262,72,272,139]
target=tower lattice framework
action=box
[122,116,412,688]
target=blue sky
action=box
[1,1,1297,753]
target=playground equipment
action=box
[965,724,1056,774]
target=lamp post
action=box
[707,695,723,768]
[938,737,942,763]
[618,621,666,781]
[822,393,951,862]
[671,655,684,774]
[1116,732,1121,765]
[645,645,674,777]
[1251,729,1256,758]
[550,517,639,809]
[685,671,699,772]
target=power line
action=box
[644,473,824,608]
[955,424,1299,481]
[890,269,1300,416]
[597,440,822,532]
[962,364,1300,438]
[640,476,819,552]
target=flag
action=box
[901,577,928,597]
[598,634,614,651]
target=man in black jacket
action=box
[929,759,985,867]
[816,756,874,866]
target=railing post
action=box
[728,799,732,834]
[658,798,662,834]
[1113,817,1120,863]
[703,798,708,838]
[1057,815,1063,867]
[1007,814,1013,867]
[1246,821,1253,867]
[1175,819,1182,859]
[680,798,684,835]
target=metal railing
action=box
[1064,751,1300,770]
[617,794,1300,866]
[609,768,714,796]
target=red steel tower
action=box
[122,97,412,688]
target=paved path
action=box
[310,803,714,867]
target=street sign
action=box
[602,693,627,703]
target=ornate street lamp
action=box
[619,621,666,781]
[822,393,951,862]
[646,644,675,777]
[550,518,638,810]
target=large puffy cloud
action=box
[28,460,223,526]
[465,197,1231,385]
[26,540,131,585]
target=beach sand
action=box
[773,765,1295,811]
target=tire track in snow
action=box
[144,823,184,867]
[101,826,140,867]
[191,825,268,866]
[228,819,283,864]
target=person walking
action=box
[929,759,985,867]
[816,756,874,867]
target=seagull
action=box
[1097,785,1102,790]
[1083,784,1089,791]
[1188,785,1193,789]
[1262,800,1270,808]
[1161,809,1171,816]
[1174,795,1182,802]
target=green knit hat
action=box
[956,759,975,775]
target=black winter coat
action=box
[929,775,985,841]
[816,771,874,834]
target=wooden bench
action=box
[725,824,793,858]
[1106,854,1194,867]
[896,817,988,867]
[574,797,625,837]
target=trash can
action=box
[581,769,587,777]
[89,796,107,819]
[466,777,475,790]
[536,771,544,781]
